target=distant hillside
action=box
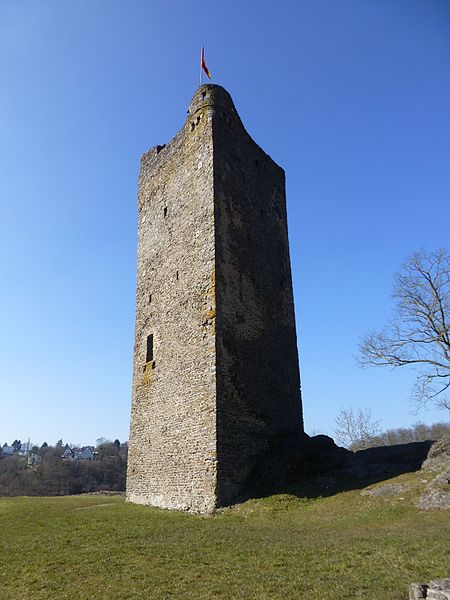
[0,442,127,496]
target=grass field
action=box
[1,471,449,600]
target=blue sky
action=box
[1,0,449,446]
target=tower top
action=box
[188,84,239,120]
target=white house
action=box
[61,446,73,459]
[62,446,96,461]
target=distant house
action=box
[1,446,14,456]
[62,446,96,461]
[76,447,95,460]
[61,446,73,459]
[27,454,41,467]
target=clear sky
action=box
[1,0,449,446]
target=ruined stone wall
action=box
[126,97,218,513]
[212,87,303,505]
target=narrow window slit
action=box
[163,207,167,218]
[146,334,154,363]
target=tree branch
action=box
[359,248,450,414]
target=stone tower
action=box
[126,84,303,513]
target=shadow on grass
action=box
[238,437,434,502]
[250,470,414,502]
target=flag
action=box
[201,47,212,80]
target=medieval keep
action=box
[126,84,303,513]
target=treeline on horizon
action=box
[0,440,128,497]
[360,421,450,449]
[334,411,450,452]
[2,421,450,498]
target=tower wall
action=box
[126,103,218,513]
[211,89,303,505]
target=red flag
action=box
[201,47,212,79]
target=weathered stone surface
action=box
[422,434,450,473]
[428,592,449,600]
[410,579,450,600]
[126,84,303,513]
[416,488,450,510]
[410,583,428,599]
[361,483,409,497]
[431,470,450,487]
[416,435,450,511]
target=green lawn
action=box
[0,472,449,600]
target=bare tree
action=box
[359,248,450,414]
[334,407,382,451]
[335,418,450,450]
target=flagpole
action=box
[200,46,203,86]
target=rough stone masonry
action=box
[126,84,303,513]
